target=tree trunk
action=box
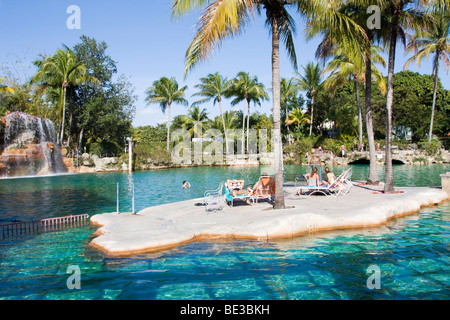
[167,103,171,151]
[67,111,73,147]
[364,50,379,185]
[384,16,399,194]
[355,78,363,150]
[272,18,285,209]
[60,83,67,146]
[428,52,440,142]
[241,102,246,154]
[218,100,229,155]
[246,101,251,151]
[309,94,314,136]
[78,126,85,154]
[285,103,291,145]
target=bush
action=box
[134,141,171,167]
[418,139,440,156]
[88,141,122,157]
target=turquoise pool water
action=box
[0,164,449,299]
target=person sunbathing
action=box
[321,167,336,186]
[304,167,320,187]
[226,179,257,197]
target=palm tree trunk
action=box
[428,52,440,142]
[246,102,250,152]
[309,94,314,136]
[60,83,67,146]
[271,17,285,210]
[286,104,291,145]
[355,78,363,149]
[218,100,229,155]
[167,103,171,151]
[78,126,85,154]
[67,111,73,147]
[384,16,399,194]
[364,51,379,185]
[241,101,247,154]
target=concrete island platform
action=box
[88,183,450,256]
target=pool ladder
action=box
[0,214,89,239]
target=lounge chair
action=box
[341,168,353,194]
[251,176,275,204]
[203,183,224,213]
[299,168,352,197]
[224,181,252,207]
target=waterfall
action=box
[0,112,67,177]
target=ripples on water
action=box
[0,164,449,299]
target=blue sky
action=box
[0,0,448,128]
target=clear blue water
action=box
[0,164,449,300]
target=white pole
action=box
[127,137,133,173]
[132,184,135,214]
[116,183,119,214]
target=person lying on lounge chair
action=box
[226,179,250,196]
[321,167,336,186]
[226,179,261,197]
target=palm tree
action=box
[228,71,268,153]
[192,72,232,154]
[32,47,88,145]
[0,77,14,94]
[382,0,428,194]
[280,77,299,144]
[295,62,323,136]
[180,105,210,137]
[285,107,310,140]
[171,0,365,208]
[306,0,385,185]
[322,45,387,149]
[404,7,450,143]
[145,77,189,151]
[209,110,240,131]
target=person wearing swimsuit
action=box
[304,167,320,187]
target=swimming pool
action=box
[0,164,449,299]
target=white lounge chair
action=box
[203,183,224,213]
[299,168,352,197]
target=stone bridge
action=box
[342,149,449,165]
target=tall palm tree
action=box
[192,72,232,154]
[171,0,363,209]
[295,62,323,136]
[280,77,299,144]
[285,107,310,140]
[322,45,387,149]
[0,77,14,94]
[228,71,268,153]
[32,47,88,145]
[306,0,385,185]
[383,0,428,194]
[145,77,188,151]
[404,7,450,142]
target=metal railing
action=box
[1,214,89,239]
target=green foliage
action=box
[418,139,441,156]
[132,125,171,168]
[69,36,136,152]
[88,141,122,156]
[372,71,449,141]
